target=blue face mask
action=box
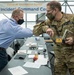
[17,19,24,25]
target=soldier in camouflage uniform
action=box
[33,1,74,75]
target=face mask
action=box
[17,19,24,25]
[46,13,55,21]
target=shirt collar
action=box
[10,18,17,24]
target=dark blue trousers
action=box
[0,48,8,72]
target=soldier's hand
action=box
[65,37,74,45]
[46,28,54,37]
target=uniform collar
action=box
[51,12,70,26]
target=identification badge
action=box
[56,38,62,43]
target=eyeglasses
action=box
[47,9,53,13]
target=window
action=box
[0,14,11,20]
[0,0,12,1]
[27,22,36,30]
[13,0,25,1]
[28,0,44,1]
[27,13,37,21]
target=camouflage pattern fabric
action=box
[33,12,74,75]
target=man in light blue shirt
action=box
[0,8,33,71]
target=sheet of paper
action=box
[26,43,37,46]
[35,58,48,65]
[33,55,48,65]
[17,50,32,54]
[23,62,41,68]
[8,66,28,75]
[38,55,44,59]
[28,55,34,58]
[27,50,32,54]
[38,47,44,50]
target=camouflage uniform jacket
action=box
[33,12,74,50]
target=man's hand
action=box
[65,37,74,45]
[46,28,54,37]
